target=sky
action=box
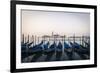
[22,10,90,36]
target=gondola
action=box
[44,42,57,61]
[56,42,63,61]
[30,41,43,53]
[64,42,73,60]
[21,43,29,60]
[64,42,71,52]
[84,41,90,48]
[70,42,90,59]
[21,41,33,59]
[43,41,50,54]
[30,41,44,62]
[72,42,89,54]
[45,42,56,53]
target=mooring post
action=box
[62,35,65,59]
[22,34,24,43]
[38,36,39,44]
[43,36,45,55]
[32,35,34,46]
[82,36,84,47]
[35,35,36,45]
[73,34,75,52]
[25,36,26,44]
[28,35,29,43]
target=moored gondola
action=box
[70,42,90,59]
[56,41,63,61]
[64,42,73,60]
[44,42,57,61]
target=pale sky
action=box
[22,10,90,36]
